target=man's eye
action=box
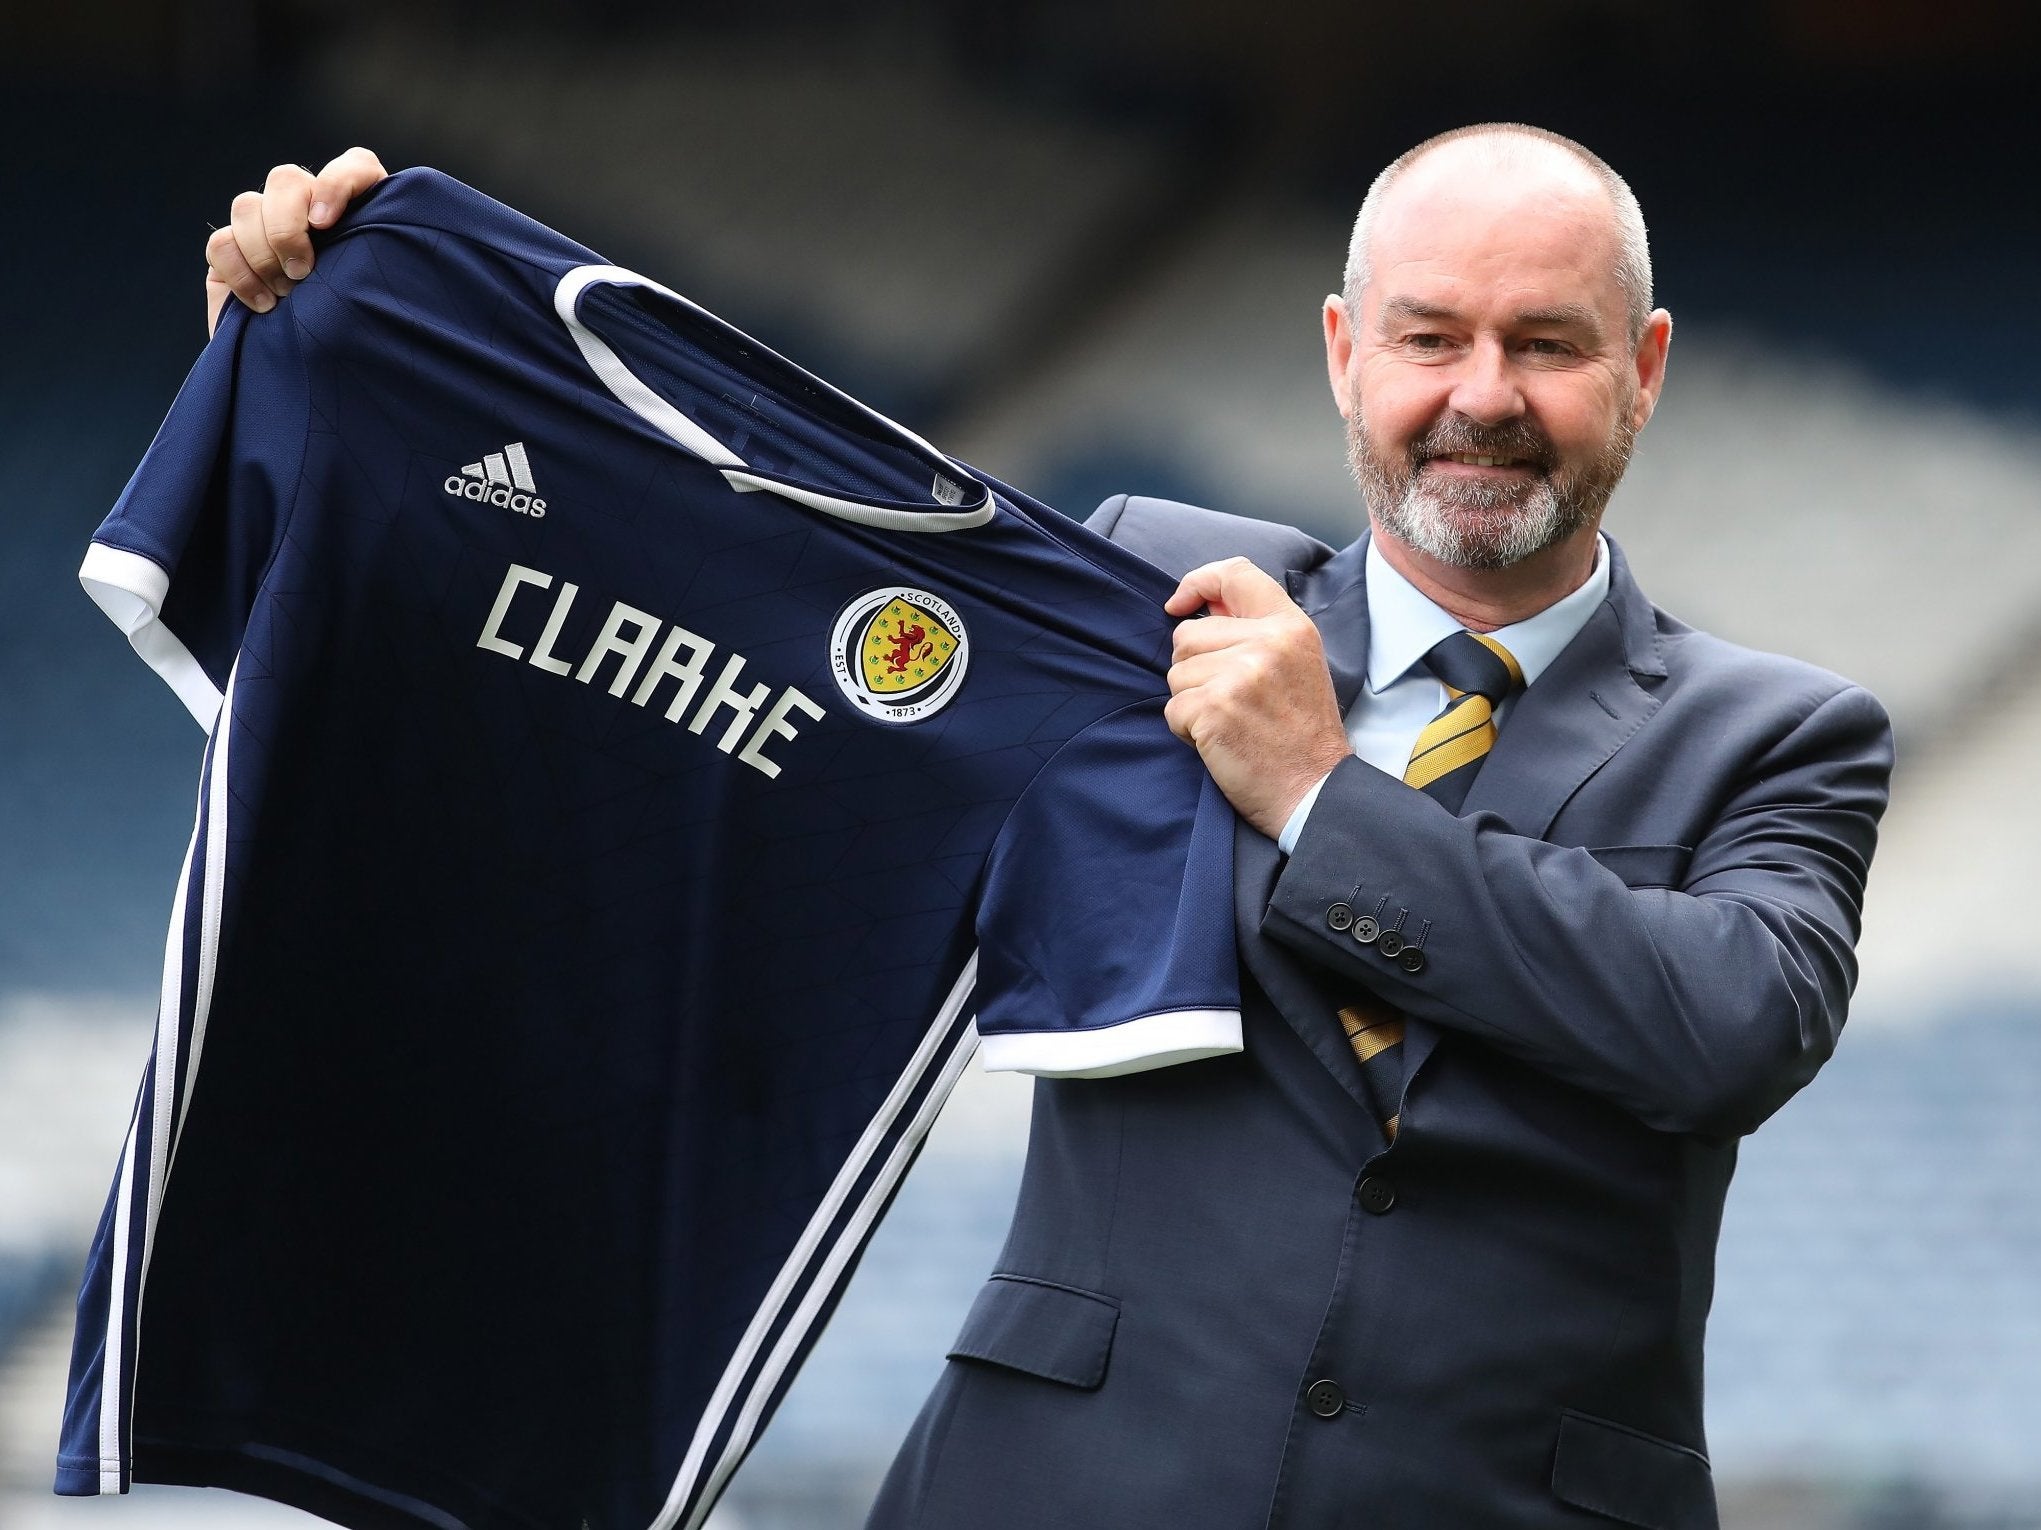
[1406,333,1448,350]
[1524,338,1573,356]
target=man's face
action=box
[1343,382,1635,572]
[1327,155,1667,572]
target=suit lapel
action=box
[1396,538,1665,1089]
[1240,537,1387,1124]
[1288,534,1372,716]
[1458,537,1666,837]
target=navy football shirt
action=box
[59,170,1239,1530]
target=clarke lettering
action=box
[475,561,822,778]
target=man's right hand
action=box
[204,147,389,336]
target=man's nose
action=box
[1446,339,1525,425]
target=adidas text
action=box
[444,476,547,516]
[447,441,547,516]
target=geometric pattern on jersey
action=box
[60,169,1240,1530]
[1341,631,1523,1137]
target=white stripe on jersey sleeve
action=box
[79,542,224,729]
[975,1006,1244,1079]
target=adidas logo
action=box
[444,441,547,517]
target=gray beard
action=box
[1346,408,1636,571]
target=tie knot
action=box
[1421,630,1524,704]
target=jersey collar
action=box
[554,264,995,533]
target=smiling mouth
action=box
[1427,453,1537,470]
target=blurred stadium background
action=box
[4,1,2039,1526]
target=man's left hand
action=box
[1164,558,1354,840]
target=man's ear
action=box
[1324,295,1357,420]
[1630,308,1673,432]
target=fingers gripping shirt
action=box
[60,169,1239,1530]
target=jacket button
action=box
[1305,1378,1346,1418]
[1351,915,1379,945]
[1398,948,1426,975]
[1377,929,1405,957]
[1358,1176,1397,1215]
[1327,902,1354,932]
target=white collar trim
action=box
[553,264,994,532]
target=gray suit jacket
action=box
[868,496,1892,1530]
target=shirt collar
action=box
[1363,533,1611,693]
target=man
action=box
[204,124,1889,1528]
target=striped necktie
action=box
[1340,630,1525,1138]
[1403,630,1526,812]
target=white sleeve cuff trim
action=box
[976,1008,1242,1079]
[79,542,222,730]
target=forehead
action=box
[1366,144,1626,324]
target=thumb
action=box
[1165,557,1290,619]
[205,270,229,338]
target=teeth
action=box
[1449,453,1516,467]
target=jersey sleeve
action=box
[78,300,310,728]
[973,697,1242,1078]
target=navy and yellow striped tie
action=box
[1403,630,1526,812]
[1341,630,1525,1137]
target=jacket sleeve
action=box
[1260,681,1893,1138]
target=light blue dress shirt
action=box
[1276,534,1612,854]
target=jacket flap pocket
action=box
[1584,843,1692,889]
[1551,1410,1713,1530]
[946,1274,1119,1390]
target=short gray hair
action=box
[1343,123,1653,342]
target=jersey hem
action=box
[51,1453,117,1496]
[78,542,223,728]
[976,1007,1242,1078]
[115,1438,486,1530]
